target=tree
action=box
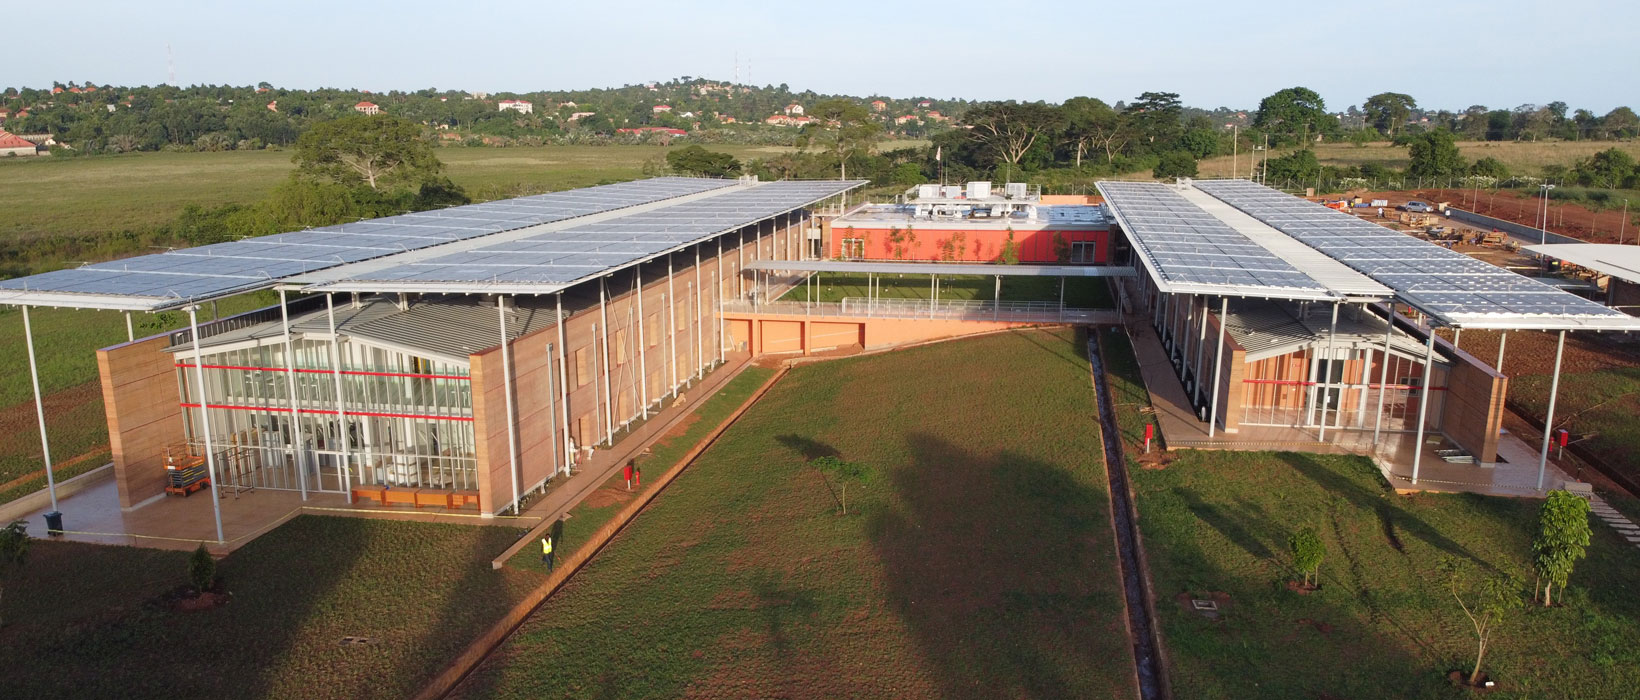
[1265,149,1320,185]
[1602,106,1639,139]
[800,98,880,181]
[1126,92,1182,146]
[0,520,28,628]
[1288,527,1324,588]
[1443,560,1522,687]
[666,145,741,177]
[1253,86,1335,145]
[1575,148,1636,189]
[1363,92,1417,136]
[1531,490,1591,607]
[962,102,1064,181]
[1406,130,1466,180]
[1000,229,1020,264]
[1060,97,1124,168]
[292,115,443,191]
[189,543,217,595]
[812,456,872,515]
[1470,156,1510,179]
[1153,151,1197,181]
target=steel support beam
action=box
[498,296,521,512]
[278,290,308,500]
[187,306,226,543]
[1209,297,1229,438]
[1537,330,1567,491]
[1410,329,1438,485]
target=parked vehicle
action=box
[1403,201,1432,213]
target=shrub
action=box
[189,544,217,594]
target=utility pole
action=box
[1231,124,1238,179]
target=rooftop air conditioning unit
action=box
[916,184,940,199]
[942,185,964,198]
[1005,182,1028,199]
[966,181,992,200]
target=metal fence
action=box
[722,298,1115,324]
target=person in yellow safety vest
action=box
[541,534,554,571]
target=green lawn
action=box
[456,328,1137,699]
[1099,331,1640,699]
[778,272,1114,308]
[0,516,544,700]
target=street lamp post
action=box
[1539,183,1556,245]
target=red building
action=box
[828,182,1109,264]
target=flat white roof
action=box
[1525,244,1640,285]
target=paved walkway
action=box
[1589,495,1640,550]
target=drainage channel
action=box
[1088,329,1167,700]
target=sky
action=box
[14,0,1637,113]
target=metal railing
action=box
[722,298,1115,324]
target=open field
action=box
[0,516,545,700]
[1189,141,1640,180]
[456,328,1138,699]
[1099,329,1640,698]
[776,272,1114,307]
[0,145,798,245]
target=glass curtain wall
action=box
[176,338,476,493]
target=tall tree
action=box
[1060,97,1124,168]
[292,115,443,191]
[1126,91,1183,146]
[1532,490,1591,606]
[1602,106,1640,139]
[1443,559,1522,688]
[961,101,1064,181]
[1363,92,1418,136]
[1406,130,1466,180]
[1252,86,1335,145]
[799,98,880,181]
[666,145,741,177]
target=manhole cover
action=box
[1190,599,1219,612]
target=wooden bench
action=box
[451,490,480,509]
[413,489,451,508]
[351,485,387,504]
[381,488,419,507]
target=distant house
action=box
[870,100,886,112]
[0,108,9,121]
[616,126,687,136]
[498,99,533,114]
[917,100,932,108]
[719,115,737,124]
[653,104,672,113]
[677,111,695,118]
[266,101,278,113]
[0,130,43,157]
[559,101,577,108]
[354,101,381,115]
[894,114,920,125]
[926,111,948,122]
[784,103,804,116]
[567,111,597,122]
[765,114,813,127]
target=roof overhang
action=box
[742,260,1136,277]
[1525,243,1640,285]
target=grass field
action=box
[0,516,545,700]
[1189,141,1640,180]
[776,272,1114,308]
[1098,330,1640,699]
[455,328,1137,699]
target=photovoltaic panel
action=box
[1193,180,1638,329]
[1096,181,1333,299]
[321,180,864,290]
[0,177,735,310]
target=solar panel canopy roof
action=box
[1096,181,1336,300]
[305,180,864,293]
[1191,180,1640,330]
[0,177,861,310]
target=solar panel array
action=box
[1097,181,1330,297]
[320,180,863,289]
[0,177,733,308]
[1193,180,1632,324]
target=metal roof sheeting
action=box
[1525,243,1640,285]
[0,177,735,311]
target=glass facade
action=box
[176,337,476,493]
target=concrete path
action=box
[1588,494,1640,550]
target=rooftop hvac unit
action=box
[942,185,964,198]
[1005,182,1028,199]
[966,181,992,199]
[916,184,940,199]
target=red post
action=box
[1144,423,1154,454]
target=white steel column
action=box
[22,307,60,515]
[124,311,134,342]
[599,278,615,446]
[278,290,308,500]
[1452,328,1463,352]
[1537,330,1568,491]
[716,237,725,362]
[1319,302,1340,441]
[187,306,226,543]
[1495,331,1508,373]
[694,246,704,379]
[666,255,677,395]
[1194,296,1209,403]
[1208,297,1229,438]
[636,267,649,418]
[1409,329,1438,485]
[556,292,572,476]
[325,294,354,504]
[545,341,559,480]
[737,230,745,298]
[1372,311,1395,444]
[497,296,521,513]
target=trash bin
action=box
[43,511,63,536]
